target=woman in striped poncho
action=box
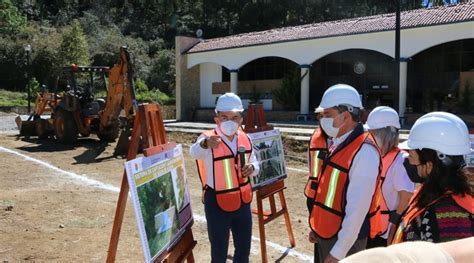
[393,112,473,244]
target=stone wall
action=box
[175,36,201,121]
[160,105,176,120]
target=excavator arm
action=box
[98,46,137,135]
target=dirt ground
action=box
[0,126,315,262]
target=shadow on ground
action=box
[13,135,117,164]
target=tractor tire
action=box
[19,121,36,137]
[36,119,50,139]
[98,121,120,142]
[54,108,78,144]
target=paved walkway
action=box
[164,121,410,142]
[5,116,409,141]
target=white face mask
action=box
[320,117,340,138]
[220,120,239,136]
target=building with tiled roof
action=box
[176,2,474,124]
[188,2,473,54]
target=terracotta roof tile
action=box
[188,2,474,54]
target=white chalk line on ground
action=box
[0,146,312,262]
[0,146,121,193]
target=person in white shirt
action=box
[189,93,259,263]
[365,106,415,247]
[341,237,474,263]
[308,84,380,263]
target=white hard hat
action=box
[399,112,471,156]
[215,92,244,113]
[314,106,324,113]
[419,112,469,131]
[318,84,363,110]
[366,106,401,129]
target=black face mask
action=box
[403,158,425,183]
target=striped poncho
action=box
[403,196,473,242]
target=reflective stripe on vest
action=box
[324,167,341,208]
[312,150,320,177]
[223,159,234,189]
[369,148,401,238]
[391,189,474,244]
[309,132,378,239]
[305,128,328,199]
[195,129,253,212]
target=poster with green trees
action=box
[248,129,287,189]
[125,144,192,262]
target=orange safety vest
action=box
[309,132,379,239]
[391,189,474,244]
[304,128,328,199]
[196,129,253,212]
[368,147,402,238]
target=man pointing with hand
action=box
[190,92,260,263]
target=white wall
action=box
[401,22,474,57]
[199,63,222,108]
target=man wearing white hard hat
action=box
[306,105,330,263]
[307,84,381,262]
[392,112,473,245]
[365,106,414,247]
[190,92,260,263]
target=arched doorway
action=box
[407,39,474,114]
[309,49,396,111]
[222,57,299,110]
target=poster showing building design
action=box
[248,129,287,189]
[466,136,474,167]
[124,144,193,263]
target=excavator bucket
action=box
[113,128,132,156]
[15,116,37,137]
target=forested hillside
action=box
[0,0,466,101]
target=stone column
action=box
[175,36,201,121]
[229,69,239,94]
[300,65,311,114]
[398,58,409,120]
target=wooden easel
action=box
[107,104,196,263]
[244,104,295,263]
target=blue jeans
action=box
[204,189,252,263]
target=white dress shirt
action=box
[329,129,381,260]
[189,127,260,189]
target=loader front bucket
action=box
[15,116,37,137]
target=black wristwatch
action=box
[200,138,209,149]
[389,211,401,224]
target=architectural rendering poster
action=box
[125,144,192,263]
[248,129,287,189]
[466,137,474,167]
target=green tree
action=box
[58,19,90,66]
[148,49,175,94]
[0,0,26,35]
[273,67,301,111]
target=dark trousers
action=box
[367,236,387,248]
[306,198,320,263]
[204,189,252,263]
[316,236,367,262]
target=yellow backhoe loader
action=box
[16,46,137,153]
